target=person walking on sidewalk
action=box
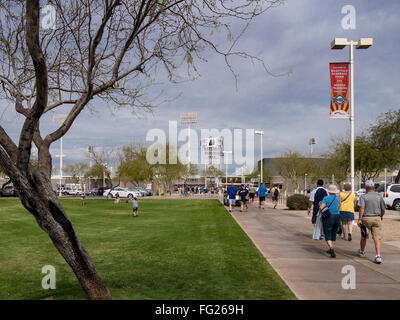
[239,184,249,212]
[319,184,341,258]
[357,180,386,264]
[339,183,357,241]
[270,184,280,209]
[249,185,256,203]
[308,179,328,225]
[258,183,267,209]
[227,183,238,213]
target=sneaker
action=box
[348,233,352,241]
[374,255,382,264]
[326,248,336,258]
[357,249,366,258]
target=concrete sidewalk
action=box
[227,202,400,300]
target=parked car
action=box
[85,188,98,196]
[97,186,109,196]
[68,188,83,196]
[377,184,400,210]
[355,188,366,201]
[103,187,141,199]
[128,188,145,197]
[1,186,19,197]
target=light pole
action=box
[103,163,107,188]
[309,138,316,157]
[88,146,94,191]
[331,37,373,192]
[222,150,232,186]
[304,173,308,194]
[180,112,198,166]
[255,131,264,184]
[53,114,67,196]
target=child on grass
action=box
[131,197,139,217]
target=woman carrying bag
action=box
[319,184,341,258]
[339,183,357,241]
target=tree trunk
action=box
[14,169,112,300]
[395,170,400,183]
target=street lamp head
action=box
[254,130,264,135]
[331,38,349,50]
[180,112,198,125]
[53,114,67,124]
[356,38,373,49]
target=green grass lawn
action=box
[0,198,295,300]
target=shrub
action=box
[287,194,309,210]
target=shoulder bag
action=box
[320,196,336,219]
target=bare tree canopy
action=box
[0,0,285,299]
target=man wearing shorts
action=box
[258,183,267,209]
[239,184,249,212]
[357,180,386,264]
[249,185,256,203]
[227,184,238,213]
[270,184,280,209]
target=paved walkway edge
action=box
[220,200,301,299]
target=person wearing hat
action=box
[357,180,386,264]
[319,184,341,258]
[239,184,249,212]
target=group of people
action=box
[177,185,222,196]
[226,183,281,212]
[309,179,385,263]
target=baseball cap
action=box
[365,180,374,187]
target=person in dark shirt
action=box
[308,179,328,224]
[239,184,249,212]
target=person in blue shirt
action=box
[227,184,238,212]
[258,183,267,209]
[319,184,341,258]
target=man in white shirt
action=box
[308,179,328,224]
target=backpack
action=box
[274,188,279,197]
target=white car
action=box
[355,188,366,201]
[377,184,400,210]
[103,187,141,199]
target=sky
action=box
[1,0,399,174]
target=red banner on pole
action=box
[330,62,350,119]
